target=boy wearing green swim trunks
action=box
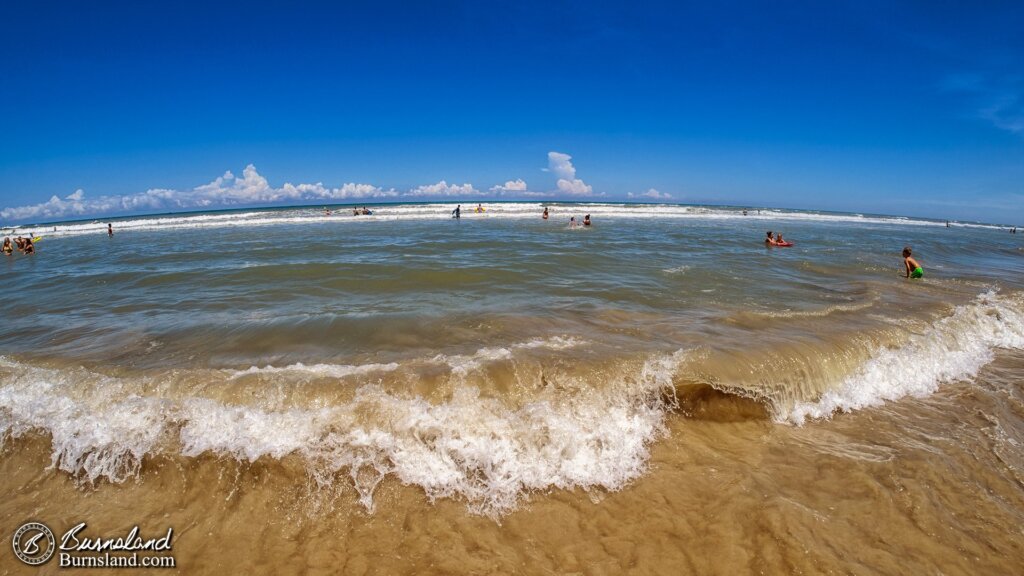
[902,246,923,279]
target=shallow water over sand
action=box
[1,202,1023,574]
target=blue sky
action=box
[1,1,1022,224]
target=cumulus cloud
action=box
[1,152,609,223]
[405,180,481,197]
[547,151,595,196]
[489,179,528,194]
[0,164,398,223]
[628,188,673,200]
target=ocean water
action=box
[1,202,1023,574]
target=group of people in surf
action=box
[542,206,590,227]
[449,204,592,227]
[764,231,792,247]
[2,235,35,255]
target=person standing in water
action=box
[108,223,114,236]
[765,231,775,245]
[542,207,549,220]
[452,204,461,219]
[902,246,923,279]
[2,237,12,255]
[583,214,591,226]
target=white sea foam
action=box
[431,336,585,377]
[0,338,673,517]
[3,202,1006,239]
[228,362,400,380]
[783,291,1024,425]
[228,336,583,381]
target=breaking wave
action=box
[0,346,682,517]
[782,291,1024,424]
[3,202,1002,239]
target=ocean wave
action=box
[4,292,1023,515]
[782,290,1024,424]
[0,344,679,517]
[2,202,1004,239]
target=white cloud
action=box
[628,188,673,200]
[405,180,481,197]
[547,152,576,181]
[548,151,595,196]
[1,152,608,223]
[489,179,528,194]
[556,178,594,196]
[0,164,398,223]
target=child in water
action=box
[902,246,923,279]
[583,214,591,226]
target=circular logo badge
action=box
[12,522,56,566]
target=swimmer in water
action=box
[475,203,484,213]
[108,223,114,236]
[583,214,591,226]
[2,237,12,255]
[14,236,25,251]
[569,216,577,228]
[902,246,923,279]
[765,231,775,246]
[542,207,549,219]
[22,237,34,255]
